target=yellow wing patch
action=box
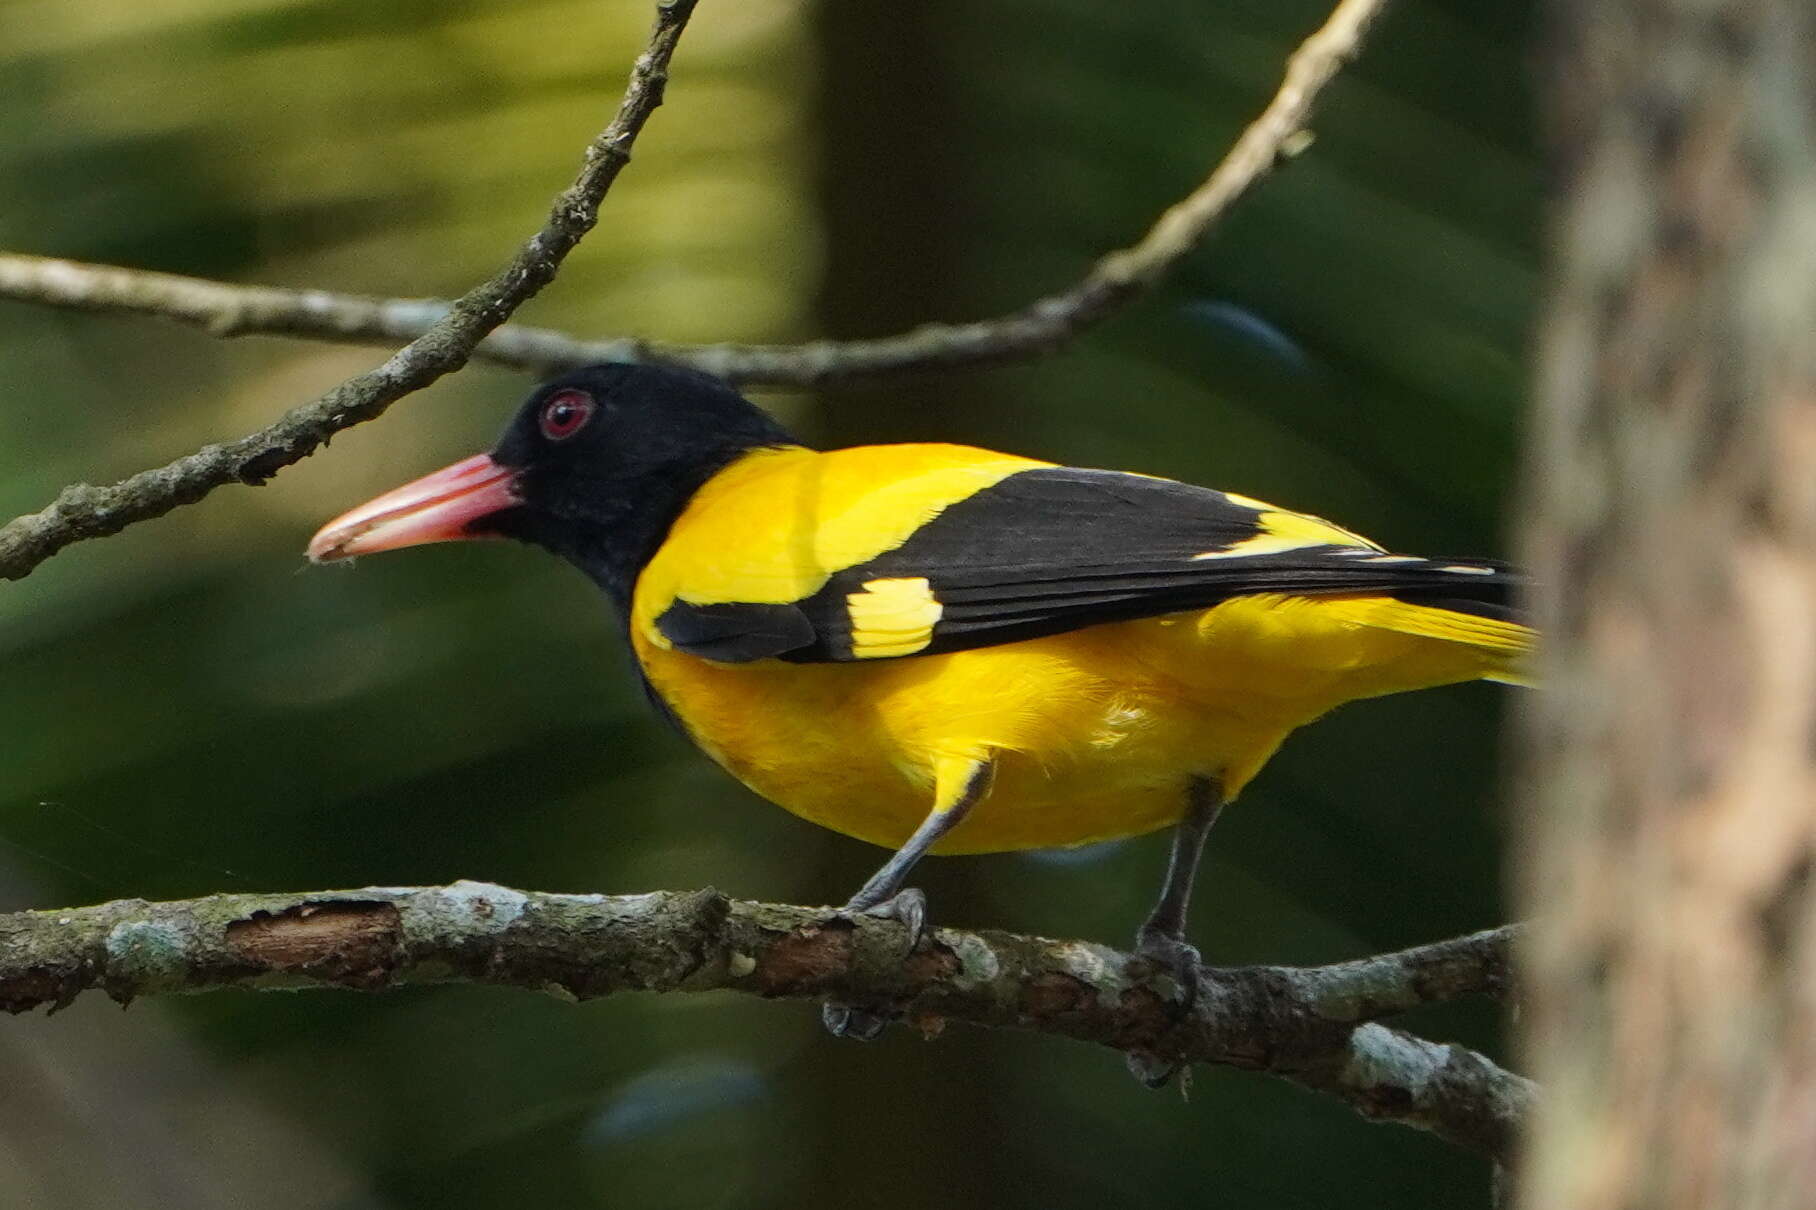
[1254,507,1383,551]
[1192,531,1327,559]
[1194,497,1384,560]
[847,576,943,658]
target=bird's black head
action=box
[307,363,798,609]
[485,365,798,598]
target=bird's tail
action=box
[1341,579,1535,687]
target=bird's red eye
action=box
[539,389,596,441]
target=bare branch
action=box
[0,252,638,376]
[0,0,1388,391]
[0,882,1528,1160]
[0,0,698,583]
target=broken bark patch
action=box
[226,900,403,988]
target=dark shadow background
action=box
[0,1,1534,1206]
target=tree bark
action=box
[1519,1,1816,1206]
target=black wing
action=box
[656,467,1523,664]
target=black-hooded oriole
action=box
[308,364,1529,1072]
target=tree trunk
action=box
[1519,1,1816,1207]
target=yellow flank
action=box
[630,445,1532,855]
[847,577,943,658]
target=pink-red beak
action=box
[307,454,521,562]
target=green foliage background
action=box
[0,0,1534,1205]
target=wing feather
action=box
[655,465,1527,664]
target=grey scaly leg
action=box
[1127,775,1225,1087]
[823,758,994,1040]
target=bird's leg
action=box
[1127,774,1225,1088]
[822,755,993,1040]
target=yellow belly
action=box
[631,597,1508,854]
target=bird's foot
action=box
[840,885,929,951]
[1125,926,1203,1089]
[821,999,890,1040]
[1134,926,1203,1011]
[821,887,929,1041]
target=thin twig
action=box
[0,882,1528,1160]
[0,0,1384,385]
[0,0,698,583]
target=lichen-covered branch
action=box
[1288,923,1525,1022]
[0,882,1528,1160]
[0,0,697,583]
[0,0,1385,390]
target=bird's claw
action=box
[1126,1051,1187,1090]
[1125,927,1204,1088]
[851,886,928,951]
[821,1000,890,1040]
[820,887,930,1041]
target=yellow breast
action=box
[630,597,1500,854]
